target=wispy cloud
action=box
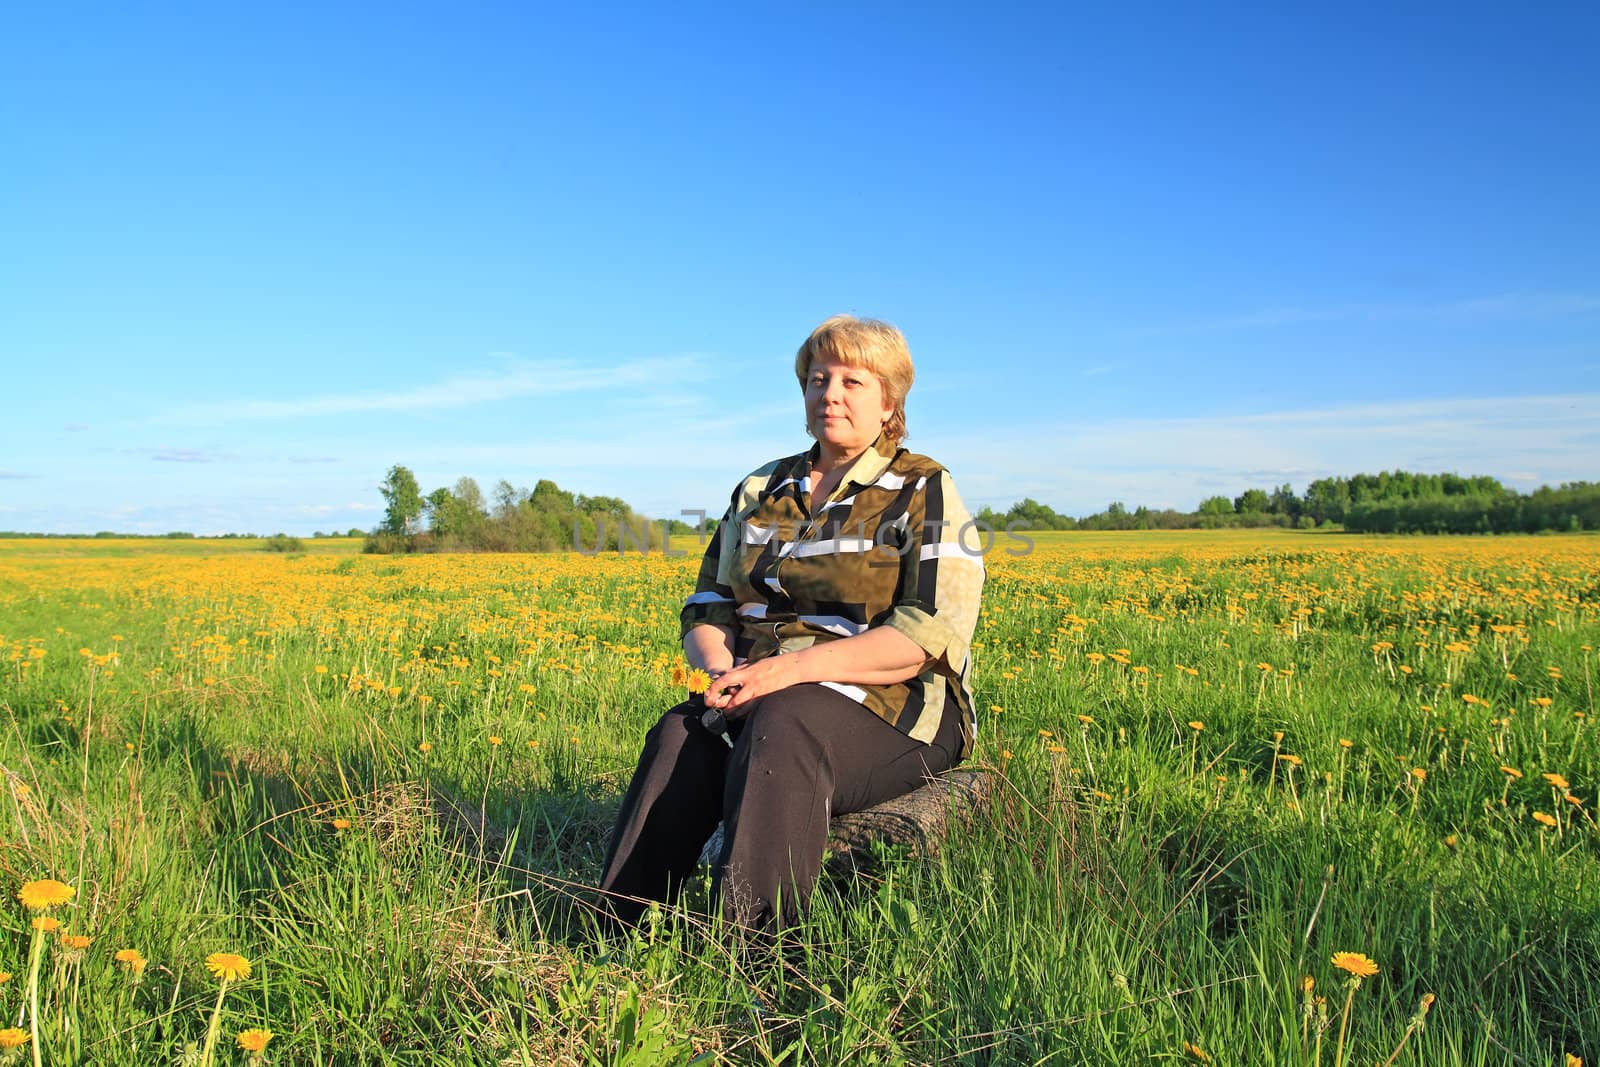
[280,502,380,517]
[941,392,1600,514]
[175,356,704,422]
[152,448,215,463]
[1132,291,1600,337]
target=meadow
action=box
[0,530,1595,1065]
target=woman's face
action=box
[804,354,894,458]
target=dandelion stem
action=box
[1376,1022,1418,1067]
[1333,981,1359,1067]
[198,977,231,1067]
[26,926,44,1067]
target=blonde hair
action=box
[793,315,914,445]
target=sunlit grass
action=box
[1,532,1595,1063]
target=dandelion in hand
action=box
[686,668,711,694]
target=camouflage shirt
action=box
[681,433,985,758]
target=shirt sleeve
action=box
[878,469,985,679]
[679,498,740,638]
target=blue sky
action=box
[2,4,1597,535]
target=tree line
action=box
[975,472,1600,535]
[368,465,699,554]
[365,465,1600,555]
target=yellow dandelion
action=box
[1543,772,1570,791]
[1187,721,1204,731]
[17,879,75,910]
[1183,1041,1211,1063]
[0,972,9,984]
[1277,753,1303,767]
[1532,811,1558,828]
[60,933,91,950]
[669,664,687,687]
[686,668,711,694]
[236,1029,274,1053]
[417,742,433,753]
[1443,834,1457,847]
[1077,714,1094,725]
[1411,768,1427,782]
[488,735,503,746]
[114,949,148,973]
[31,916,60,932]
[1331,952,1379,978]
[330,818,352,830]
[1338,738,1353,749]
[1500,766,1523,779]
[313,664,328,674]
[1565,1055,1581,1067]
[0,1029,29,1050]
[205,952,252,982]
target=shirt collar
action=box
[805,431,898,493]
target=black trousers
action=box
[599,682,959,932]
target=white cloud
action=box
[937,393,1600,513]
[173,356,704,421]
[151,448,214,463]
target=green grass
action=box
[0,534,1595,1064]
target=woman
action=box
[599,314,985,933]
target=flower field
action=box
[0,531,1596,1064]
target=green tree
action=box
[380,465,424,535]
[1234,489,1270,514]
[1269,483,1301,518]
